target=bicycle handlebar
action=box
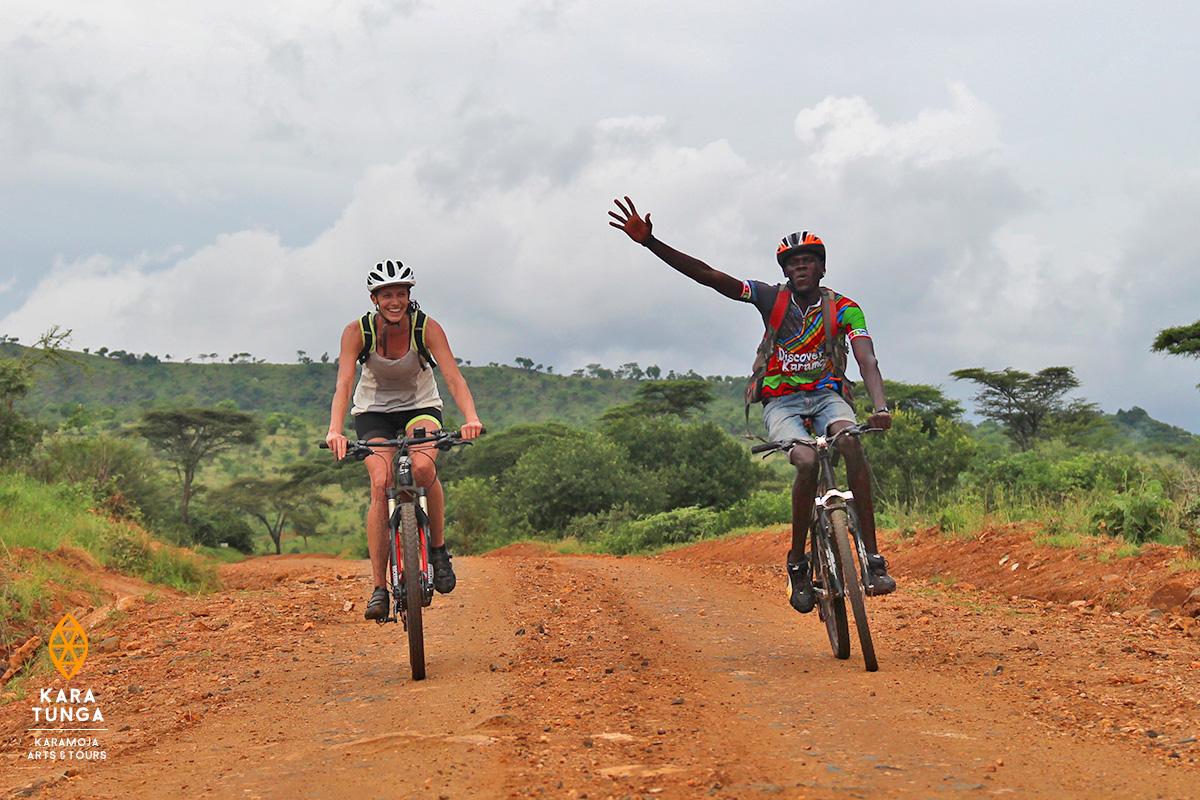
[752,422,881,455]
[319,427,486,458]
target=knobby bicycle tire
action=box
[812,513,849,660]
[831,509,877,672]
[400,503,426,681]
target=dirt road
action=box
[4,537,1200,799]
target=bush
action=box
[560,505,643,544]
[438,422,585,485]
[0,408,42,464]
[102,525,152,572]
[602,417,760,512]
[187,505,256,553]
[598,506,723,555]
[864,412,975,507]
[1091,480,1171,543]
[144,547,218,592]
[444,476,526,554]
[1183,496,1200,558]
[27,434,172,524]
[503,432,646,532]
[717,489,791,530]
[970,447,1142,507]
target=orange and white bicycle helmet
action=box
[776,232,825,266]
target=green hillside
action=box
[9,345,751,435]
[4,340,1198,567]
[9,344,1195,444]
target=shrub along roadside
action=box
[0,472,218,658]
[442,416,770,555]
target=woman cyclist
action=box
[326,260,484,620]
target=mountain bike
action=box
[752,422,882,672]
[321,427,476,680]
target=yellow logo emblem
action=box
[48,614,88,680]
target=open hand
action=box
[609,196,652,244]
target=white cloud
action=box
[2,29,1199,432]
[2,89,1025,373]
[795,83,1002,170]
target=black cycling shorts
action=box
[354,408,444,441]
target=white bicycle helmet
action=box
[366,260,416,293]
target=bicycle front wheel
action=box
[400,503,426,681]
[812,513,849,660]
[831,509,877,672]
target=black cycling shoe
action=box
[865,553,897,596]
[787,557,815,614]
[364,587,389,620]
[431,545,456,594]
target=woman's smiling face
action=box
[372,284,411,320]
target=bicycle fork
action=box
[812,488,855,601]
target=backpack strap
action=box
[768,284,791,330]
[744,286,793,435]
[357,309,438,371]
[410,308,437,371]
[821,288,855,402]
[357,312,376,365]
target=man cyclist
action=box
[326,260,484,620]
[609,197,895,612]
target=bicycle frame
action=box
[384,449,434,627]
[811,439,873,602]
[321,427,476,681]
[753,422,880,671]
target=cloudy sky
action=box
[3,1,1200,431]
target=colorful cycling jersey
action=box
[739,280,869,399]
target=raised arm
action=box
[609,196,744,300]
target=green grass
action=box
[1170,556,1200,573]
[1097,543,1142,562]
[0,471,218,661]
[1038,532,1092,548]
[0,474,114,553]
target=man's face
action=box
[782,253,824,294]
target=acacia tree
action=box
[1153,320,1200,358]
[1,326,82,461]
[214,474,331,555]
[1153,320,1200,389]
[132,408,259,524]
[0,359,40,462]
[875,380,964,433]
[950,366,1093,451]
[599,379,715,422]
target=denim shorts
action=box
[761,387,856,443]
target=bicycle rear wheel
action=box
[831,509,877,672]
[811,513,849,660]
[400,503,426,681]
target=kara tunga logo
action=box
[26,615,108,763]
[27,688,109,762]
